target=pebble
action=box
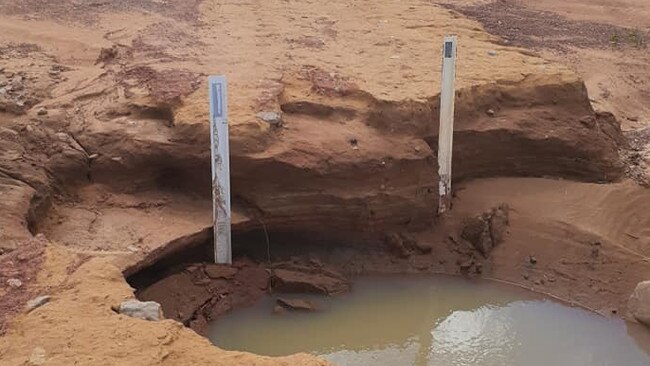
[116,299,163,321]
[486,109,496,117]
[256,111,283,127]
[37,107,48,116]
[25,295,51,313]
[487,50,497,56]
[529,255,537,264]
[7,278,22,288]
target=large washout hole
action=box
[209,275,650,366]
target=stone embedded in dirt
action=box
[271,268,350,295]
[460,217,493,256]
[460,204,510,258]
[36,107,47,116]
[529,256,538,264]
[6,278,22,288]
[385,232,412,258]
[486,108,496,117]
[96,46,118,64]
[384,232,429,257]
[413,239,433,254]
[629,281,650,327]
[204,264,238,279]
[29,346,46,365]
[256,111,283,127]
[276,297,319,312]
[25,295,51,313]
[116,299,163,321]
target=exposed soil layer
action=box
[128,177,650,336]
[0,0,649,365]
[440,0,650,184]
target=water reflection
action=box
[209,275,650,366]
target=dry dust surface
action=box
[0,0,649,365]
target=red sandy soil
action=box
[0,0,648,365]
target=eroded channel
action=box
[209,275,650,366]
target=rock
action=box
[385,232,428,257]
[88,153,99,160]
[486,108,495,117]
[529,256,537,264]
[116,299,163,321]
[276,297,319,311]
[271,268,349,295]
[25,295,51,313]
[36,107,47,116]
[461,204,509,258]
[96,46,118,64]
[629,281,650,327]
[385,232,412,258]
[487,50,497,56]
[461,217,492,257]
[256,111,283,127]
[413,240,433,254]
[29,347,46,365]
[7,278,22,288]
[204,264,238,279]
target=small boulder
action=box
[25,295,51,313]
[276,297,319,312]
[461,204,509,258]
[629,281,650,327]
[271,268,349,295]
[116,299,163,321]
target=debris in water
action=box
[276,297,319,312]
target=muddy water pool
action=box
[208,275,650,366]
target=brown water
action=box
[208,275,650,366]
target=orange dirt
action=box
[0,0,649,365]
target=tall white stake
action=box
[438,36,457,214]
[208,75,232,264]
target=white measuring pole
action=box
[208,75,232,264]
[437,36,457,214]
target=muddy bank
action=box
[128,179,650,337]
